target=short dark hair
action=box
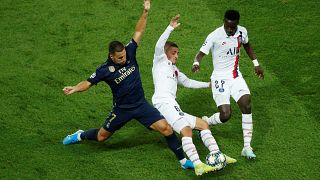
[109,41,125,54]
[165,41,178,52]
[224,10,240,21]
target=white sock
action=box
[77,133,82,141]
[182,137,201,165]
[207,113,222,125]
[179,158,187,165]
[200,129,219,153]
[242,114,253,148]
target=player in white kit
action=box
[192,10,264,159]
[152,15,236,175]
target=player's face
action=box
[110,49,127,65]
[166,47,179,64]
[224,19,239,36]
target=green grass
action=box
[1,0,319,179]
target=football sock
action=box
[182,137,201,165]
[80,128,99,141]
[207,113,222,125]
[179,158,187,165]
[242,114,253,148]
[200,129,219,153]
[165,133,185,161]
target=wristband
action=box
[193,61,199,66]
[252,59,259,66]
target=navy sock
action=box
[80,128,99,141]
[165,133,185,161]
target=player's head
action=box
[224,10,240,36]
[109,41,127,65]
[165,41,179,64]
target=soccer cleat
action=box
[62,130,84,145]
[224,154,237,164]
[181,159,194,169]
[241,147,256,159]
[194,162,216,176]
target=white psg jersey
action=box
[152,26,209,104]
[200,25,249,79]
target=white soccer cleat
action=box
[241,147,256,159]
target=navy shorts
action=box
[102,102,164,132]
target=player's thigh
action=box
[134,102,167,130]
[211,78,231,107]
[194,117,209,131]
[101,107,133,133]
[231,77,251,102]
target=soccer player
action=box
[152,15,236,175]
[62,0,194,170]
[192,10,264,159]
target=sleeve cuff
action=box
[167,25,175,31]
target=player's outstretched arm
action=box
[63,80,92,95]
[132,0,150,45]
[243,42,264,79]
[192,51,206,73]
[154,14,180,57]
[177,71,210,89]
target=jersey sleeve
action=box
[87,65,109,85]
[154,25,174,57]
[199,32,215,55]
[126,39,138,59]
[177,71,210,88]
[240,27,249,44]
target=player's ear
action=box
[109,53,114,60]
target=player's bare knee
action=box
[196,118,209,130]
[161,125,173,136]
[97,134,107,142]
[96,129,111,142]
[154,119,173,136]
[242,103,251,114]
[220,111,231,122]
[180,127,193,137]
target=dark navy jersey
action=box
[87,39,145,108]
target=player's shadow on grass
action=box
[82,124,168,152]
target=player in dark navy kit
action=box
[62,0,193,169]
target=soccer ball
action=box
[205,151,227,170]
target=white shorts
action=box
[211,76,250,107]
[154,101,196,134]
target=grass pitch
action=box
[0,0,319,179]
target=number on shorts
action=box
[215,80,225,92]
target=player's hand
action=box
[170,14,181,29]
[192,64,200,73]
[143,0,150,12]
[209,82,212,88]
[63,86,76,95]
[254,66,264,79]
